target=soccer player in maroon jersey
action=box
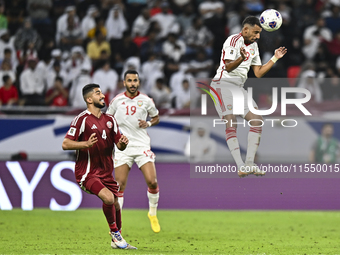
[62,83,136,250]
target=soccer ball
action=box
[259,9,282,32]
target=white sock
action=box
[147,189,159,216]
[245,127,262,164]
[226,127,244,168]
[117,192,124,209]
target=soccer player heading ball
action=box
[106,70,161,233]
[210,16,287,177]
[62,84,136,249]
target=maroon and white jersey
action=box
[213,33,262,86]
[65,110,122,184]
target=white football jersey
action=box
[106,91,159,147]
[213,33,262,86]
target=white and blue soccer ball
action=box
[259,9,282,32]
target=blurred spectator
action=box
[69,62,92,108]
[141,52,164,94]
[2,48,17,72]
[0,74,18,106]
[87,30,111,64]
[177,3,195,32]
[184,122,217,162]
[45,76,69,106]
[65,46,92,85]
[184,17,214,58]
[46,60,68,90]
[188,49,213,79]
[296,69,323,103]
[92,60,118,104]
[56,5,79,45]
[0,0,7,30]
[27,0,52,25]
[120,56,142,80]
[106,5,128,42]
[59,15,83,51]
[17,41,38,68]
[140,28,163,62]
[87,17,107,40]
[310,123,339,163]
[162,33,186,62]
[14,18,42,51]
[319,67,340,100]
[302,17,332,60]
[150,77,171,109]
[198,0,224,20]
[131,8,151,38]
[150,1,177,39]
[0,60,16,83]
[113,31,139,73]
[326,30,340,56]
[5,0,25,35]
[325,5,340,34]
[81,5,99,39]
[19,57,46,106]
[175,79,191,109]
[0,29,15,63]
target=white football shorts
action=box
[210,79,258,119]
[114,146,156,169]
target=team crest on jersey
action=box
[250,49,255,55]
[227,104,232,110]
[106,121,113,129]
[137,100,143,106]
[230,49,234,55]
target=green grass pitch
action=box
[1,209,340,254]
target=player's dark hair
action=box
[82,83,100,97]
[322,122,334,129]
[123,70,139,80]
[242,16,261,28]
[4,48,12,54]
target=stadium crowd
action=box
[0,0,340,110]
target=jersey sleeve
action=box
[224,46,238,61]
[146,97,159,117]
[65,116,83,141]
[106,99,117,115]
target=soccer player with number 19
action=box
[106,70,161,233]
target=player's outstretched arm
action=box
[252,47,287,78]
[62,133,98,150]
[116,135,129,151]
[138,115,160,129]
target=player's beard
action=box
[94,101,105,109]
[126,85,139,95]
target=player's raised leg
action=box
[97,187,128,249]
[224,114,249,177]
[140,162,160,233]
[114,164,131,210]
[244,111,265,176]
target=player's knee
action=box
[147,181,158,190]
[102,194,115,205]
[117,181,127,191]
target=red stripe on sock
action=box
[226,127,237,141]
[148,186,159,194]
[117,191,124,197]
[249,127,262,133]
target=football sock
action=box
[226,127,244,168]
[147,186,159,216]
[245,127,262,164]
[115,209,122,231]
[102,203,118,232]
[117,191,124,209]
